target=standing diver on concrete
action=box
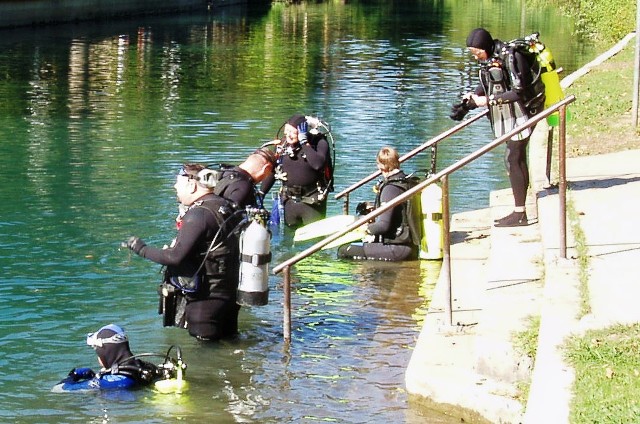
[52,324,184,392]
[337,147,418,261]
[451,28,545,227]
[260,114,333,228]
[124,164,243,341]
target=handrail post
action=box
[283,266,292,343]
[441,175,452,326]
[545,126,554,188]
[342,193,350,215]
[558,105,568,259]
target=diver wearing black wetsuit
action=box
[261,114,330,228]
[338,147,417,262]
[126,165,242,341]
[454,28,544,227]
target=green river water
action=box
[0,1,593,422]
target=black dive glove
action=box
[449,97,477,121]
[67,367,95,382]
[124,236,146,255]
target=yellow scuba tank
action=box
[531,39,571,126]
[418,183,443,260]
[154,346,188,394]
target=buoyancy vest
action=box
[277,134,333,205]
[480,41,546,140]
[166,196,241,299]
[374,174,421,246]
[52,360,161,392]
[196,197,241,298]
[501,39,546,115]
[108,359,163,386]
[213,167,258,209]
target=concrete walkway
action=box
[406,123,640,423]
[524,147,640,424]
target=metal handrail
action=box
[334,109,489,201]
[274,96,575,340]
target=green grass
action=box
[513,315,541,403]
[566,195,591,317]
[564,41,638,157]
[565,324,640,423]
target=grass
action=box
[564,41,639,157]
[513,315,541,403]
[565,324,640,423]
[565,195,591,317]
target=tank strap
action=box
[241,252,272,266]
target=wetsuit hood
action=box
[466,28,494,55]
[286,114,306,128]
[87,324,136,369]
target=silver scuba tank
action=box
[237,210,272,306]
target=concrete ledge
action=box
[405,208,528,423]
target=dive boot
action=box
[494,211,528,227]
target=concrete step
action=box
[473,189,545,384]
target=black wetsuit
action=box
[261,135,330,228]
[476,40,544,208]
[338,171,417,261]
[213,166,257,210]
[138,193,241,340]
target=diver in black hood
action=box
[52,324,163,392]
[451,27,545,227]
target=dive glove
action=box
[449,97,477,121]
[68,367,95,382]
[125,236,146,255]
[296,121,308,144]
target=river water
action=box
[0,1,592,423]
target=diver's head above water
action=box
[86,324,135,369]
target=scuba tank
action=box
[419,182,444,260]
[524,33,571,126]
[153,345,188,394]
[237,208,272,306]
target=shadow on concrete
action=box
[450,229,490,244]
[570,175,640,190]
[587,243,640,258]
[536,176,640,199]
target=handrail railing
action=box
[334,109,489,202]
[274,95,575,341]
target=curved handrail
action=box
[334,109,489,200]
[273,96,575,275]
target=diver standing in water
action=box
[260,114,332,228]
[125,164,243,341]
[451,28,545,227]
